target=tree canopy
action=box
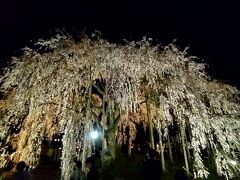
[0,34,239,179]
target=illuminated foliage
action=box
[0,34,239,179]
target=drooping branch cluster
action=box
[0,34,239,179]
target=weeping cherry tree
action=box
[0,33,240,179]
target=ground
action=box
[27,150,240,180]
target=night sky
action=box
[0,0,239,88]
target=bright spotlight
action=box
[90,131,99,139]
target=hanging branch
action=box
[155,93,166,172]
[105,100,120,160]
[184,119,192,162]
[101,83,107,168]
[81,83,93,172]
[179,118,190,175]
[145,92,155,149]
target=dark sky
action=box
[0,0,239,88]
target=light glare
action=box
[90,131,99,139]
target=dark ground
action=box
[31,165,60,180]
[28,151,240,180]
